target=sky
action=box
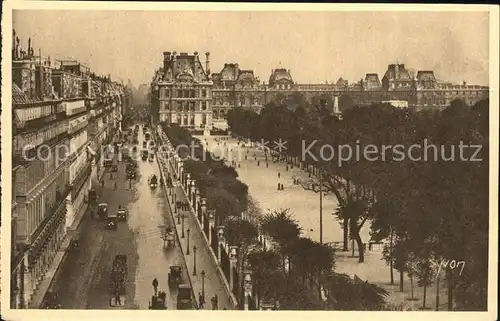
[12,10,490,87]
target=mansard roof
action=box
[269,68,293,86]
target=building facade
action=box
[150,51,213,130]
[10,31,124,308]
[209,61,489,120]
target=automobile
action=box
[168,266,183,286]
[97,203,108,220]
[176,284,193,310]
[143,141,147,148]
[148,153,154,162]
[117,208,127,221]
[105,212,118,230]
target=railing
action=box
[68,120,88,135]
[14,122,68,153]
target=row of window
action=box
[173,114,208,126]
[161,88,209,99]
[163,101,209,111]
[15,105,53,122]
[24,168,66,239]
[15,121,68,153]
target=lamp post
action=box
[201,270,206,297]
[193,246,197,276]
[181,214,185,238]
[186,228,191,254]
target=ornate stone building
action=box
[10,31,123,308]
[151,51,490,123]
[150,51,213,130]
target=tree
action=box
[206,187,242,224]
[260,209,302,275]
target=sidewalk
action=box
[156,145,234,310]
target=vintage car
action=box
[117,208,127,221]
[143,141,147,148]
[176,284,193,310]
[97,203,108,220]
[105,212,118,230]
[148,153,154,162]
[168,266,183,286]
[149,175,158,188]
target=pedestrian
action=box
[257,161,260,166]
[211,294,218,310]
[114,182,117,190]
[152,278,159,295]
[238,163,240,168]
[198,292,205,309]
[115,291,121,306]
[101,179,105,187]
[278,172,281,178]
[266,163,268,168]
[286,165,289,171]
[277,182,280,191]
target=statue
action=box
[15,37,20,60]
[12,30,16,59]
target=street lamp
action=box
[193,246,197,276]
[181,214,186,238]
[201,270,206,297]
[186,228,191,254]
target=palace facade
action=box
[151,54,489,128]
[150,51,213,131]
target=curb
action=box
[155,156,199,310]
[156,132,237,309]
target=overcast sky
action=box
[13,10,490,86]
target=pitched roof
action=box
[12,83,32,104]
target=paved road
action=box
[51,125,190,310]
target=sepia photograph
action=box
[1,2,498,320]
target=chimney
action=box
[205,52,210,75]
[172,51,177,76]
[163,51,170,80]
[395,64,399,80]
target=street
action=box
[51,126,190,309]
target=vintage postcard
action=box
[1,2,498,321]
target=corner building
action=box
[9,31,123,308]
[151,51,213,130]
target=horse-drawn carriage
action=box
[164,227,175,247]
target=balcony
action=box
[68,120,88,135]
[70,163,92,200]
[29,188,69,254]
